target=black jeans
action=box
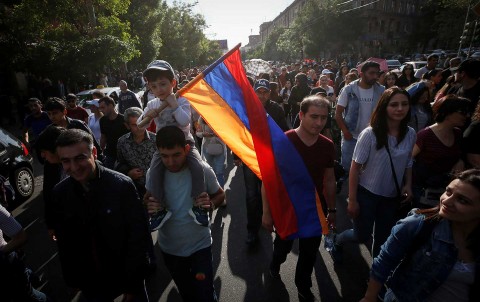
[162,246,217,302]
[242,165,262,234]
[270,233,322,291]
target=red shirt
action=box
[67,106,89,122]
[286,130,335,195]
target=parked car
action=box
[0,127,35,204]
[386,59,402,70]
[76,87,140,114]
[76,86,121,104]
[471,52,480,59]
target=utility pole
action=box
[459,0,473,56]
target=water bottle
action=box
[324,227,336,252]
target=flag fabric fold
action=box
[178,44,328,239]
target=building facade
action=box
[258,0,424,57]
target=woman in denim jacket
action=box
[361,169,480,302]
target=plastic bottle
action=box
[324,226,336,252]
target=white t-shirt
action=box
[354,87,376,138]
[87,114,102,143]
[354,127,416,197]
[137,96,194,142]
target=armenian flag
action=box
[178,44,328,239]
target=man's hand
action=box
[48,229,57,241]
[327,213,336,228]
[127,168,143,180]
[194,192,212,209]
[262,212,274,233]
[143,192,163,215]
[347,198,360,219]
[164,93,179,110]
[233,159,242,166]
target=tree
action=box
[411,0,471,51]
[153,1,221,69]
[0,0,140,89]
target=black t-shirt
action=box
[99,114,128,158]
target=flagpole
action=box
[176,43,242,96]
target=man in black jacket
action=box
[51,129,152,301]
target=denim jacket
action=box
[371,212,480,301]
[341,79,385,133]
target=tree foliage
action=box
[0,0,222,85]
[412,0,471,51]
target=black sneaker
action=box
[330,242,344,264]
[189,206,210,227]
[149,209,172,231]
[298,287,314,302]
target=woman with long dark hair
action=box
[361,169,480,302]
[412,95,471,208]
[333,87,416,260]
[396,64,417,88]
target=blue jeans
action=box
[162,246,217,302]
[340,136,357,173]
[242,165,262,233]
[203,151,225,188]
[336,186,399,257]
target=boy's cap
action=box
[254,79,270,91]
[321,69,334,75]
[143,60,176,79]
[86,99,99,108]
[451,59,480,79]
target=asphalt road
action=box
[11,152,373,302]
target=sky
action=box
[166,0,295,48]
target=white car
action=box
[387,59,401,71]
[471,52,480,59]
[76,87,141,114]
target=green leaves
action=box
[1,0,221,82]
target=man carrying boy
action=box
[137,60,208,229]
[145,126,225,302]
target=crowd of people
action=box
[1,53,480,302]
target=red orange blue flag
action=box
[178,44,328,239]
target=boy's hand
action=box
[164,93,179,109]
[194,192,212,209]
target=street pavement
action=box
[11,151,373,302]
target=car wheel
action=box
[11,167,34,201]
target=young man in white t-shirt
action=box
[335,61,385,187]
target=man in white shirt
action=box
[335,61,385,187]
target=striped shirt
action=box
[353,127,416,197]
[0,204,22,248]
